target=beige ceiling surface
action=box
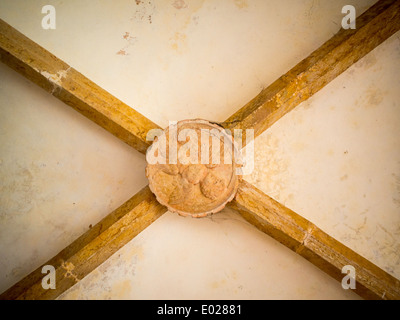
[1,0,398,300]
[0,0,376,126]
[245,31,400,280]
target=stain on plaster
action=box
[355,52,378,71]
[0,162,40,220]
[111,280,133,298]
[369,224,400,275]
[304,0,321,25]
[393,173,400,207]
[172,0,188,10]
[170,32,187,53]
[116,49,128,56]
[117,32,137,56]
[233,0,249,9]
[244,134,290,204]
[58,244,144,299]
[117,1,157,55]
[353,86,385,109]
[132,0,155,22]
[165,0,205,37]
[210,279,226,289]
[365,87,384,107]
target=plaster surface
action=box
[58,208,359,300]
[244,31,400,280]
[2,0,396,300]
[0,0,376,127]
[0,62,147,293]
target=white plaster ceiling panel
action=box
[0,63,147,293]
[0,0,376,127]
[245,31,400,280]
[56,30,400,298]
[58,208,359,300]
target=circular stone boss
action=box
[145,119,241,218]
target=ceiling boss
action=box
[145,119,245,217]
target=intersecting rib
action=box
[229,180,400,300]
[0,19,160,154]
[222,0,400,142]
[0,186,167,300]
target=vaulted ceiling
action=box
[0,0,399,299]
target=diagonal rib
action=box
[0,19,160,155]
[0,186,167,300]
[229,180,400,300]
[222,0,400,143]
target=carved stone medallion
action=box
[146,119,241,218]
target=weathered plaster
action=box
[0,63,147,293]
[58,208,359,300]
[2,0,393,299]
[245,31,400,280]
